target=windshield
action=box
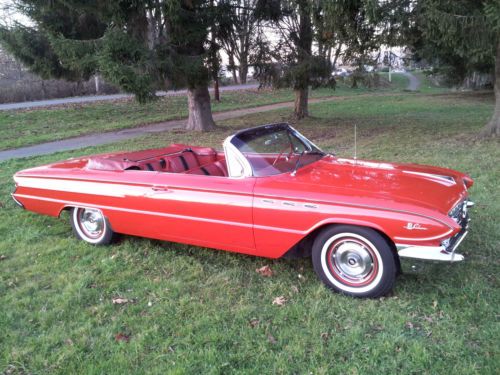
[229,123,325,177]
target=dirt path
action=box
[0,96,340,161]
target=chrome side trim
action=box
[14,193,305,235]
[396,229,468,262]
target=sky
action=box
[0,0,31,26]
[0,1,406,76]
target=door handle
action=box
[151,185,169,192]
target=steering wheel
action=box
[272,144,294,166]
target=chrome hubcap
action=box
[78,208,104,238]
[332,240,374,280]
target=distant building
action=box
[376,47,408,69]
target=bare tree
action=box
[219,0,260,84]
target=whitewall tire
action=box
[70,207,114,245]
[312,225,396,298]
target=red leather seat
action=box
[123,149,224,174]
[168,152,199,172]
[186,161,227,177]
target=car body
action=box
[12,123,473,297]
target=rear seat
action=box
[168,151,200,173]
[129,149,227,176]
[137,158,169,172]
[132,150,200,172]
[187,161,228,177]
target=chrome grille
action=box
[444,199,470,252]
[449,199,469,227]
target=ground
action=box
[0,74,412,152]
[0,74,498,374]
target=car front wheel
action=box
[312,225,396,298]
[70,207,114,245]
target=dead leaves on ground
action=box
[114,333,131,343]
[112,297,135,305]
[272,296,287,306]
[256,265,273,277]
[249,318,260,328]
[320,332,330,342]
[267,333,278,345]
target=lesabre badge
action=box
[404,223,427,230]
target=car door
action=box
[111,170,257,255]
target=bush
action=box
[0,76,120,103]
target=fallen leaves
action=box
[249,318,260,328]
[256,265,273,277]
[423,315,434,324]
[272,296,287,306]
[112,297,134,305]
[114,333,131,343]
[267,333,277,345]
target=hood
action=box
[295,156,471,215]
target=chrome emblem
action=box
[404,223,427,230]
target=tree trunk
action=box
[186,85,216,131]
[228,53,238,84]
[213,78,220,102]
[239,62,248,84]
[294,88,308,119]
[94,75,100,94]
[481,40,500,137]
[293,0,312,119]
[332,45,342,70]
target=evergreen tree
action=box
[0,0,226,131]
[257,0,392,119]
[410,0,500,136]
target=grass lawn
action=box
[1,90,499,374]
[0,75,410,151]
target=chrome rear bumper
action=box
[11,193,25,209]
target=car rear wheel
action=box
[70,207,114,245]
[312,225,396,298]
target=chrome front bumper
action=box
[396,229,468,262]
[396,200,472,262]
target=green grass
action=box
[412,70,450,94]
[1,90,498,374]
[0,76,411,151]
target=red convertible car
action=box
[12,123,473,297]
